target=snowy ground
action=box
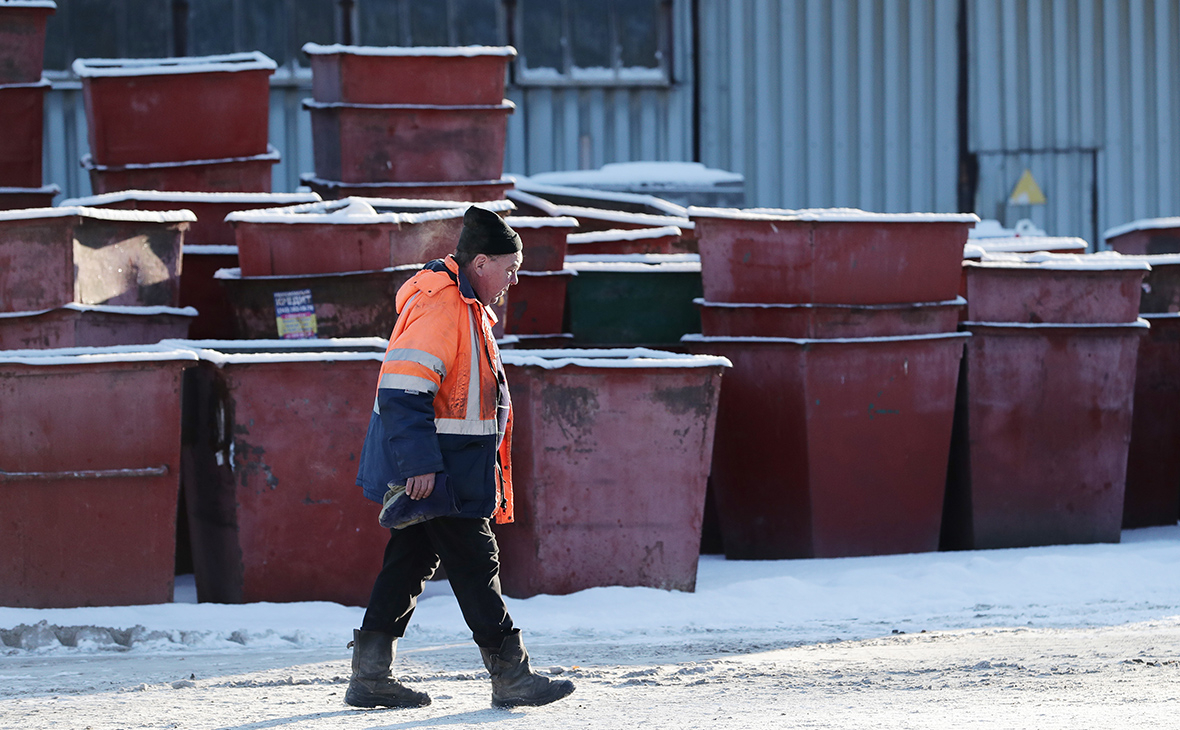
[2,525,1179,729]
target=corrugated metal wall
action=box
[969,0,1180,245]
[695,0,962,213]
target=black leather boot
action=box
[344,629,431,708]
[479,630,575,708]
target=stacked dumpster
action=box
[72,52,279,194]
[501,215,578,344]
[943,251,1150,549]
[0,1,58,210]
[1104,218,1180,528]
[299,43,517,203]
[684,206,977,559]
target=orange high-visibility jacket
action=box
[356,256,514,523]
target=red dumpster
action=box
[166,338,391,604]
[0,183,58,211]
[494,348,730,597]
[684,331,969,559]
[83,147,281,194]
[696,296,964,338]
[943,320,1146,549]
[73,52,275,165]
[0,206,194,311]
[566,226,691,256]
[0,80,48,187]
[227,197,512,277]
[305,100,514,183]
[178,244,238,340]
[0,303,195,349]
[504,269,573,336]
[689,206,978,304]
[506,215,578,271]
[963,252,1148,324]
[60,190,321,246]
[303,43,516,106]
[1123,313,1180,527]
[0,344,197,607]
[1105,216,1180,255]
[1128,254,1180,314]
[301,173,516,203]
[0,1,55,84]
[215,265,419,339]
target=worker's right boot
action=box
[344,629,431,708]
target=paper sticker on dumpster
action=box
[274,289,317,339]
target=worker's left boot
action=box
[479,630,575,708]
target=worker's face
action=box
[470,250,523,305]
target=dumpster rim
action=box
[501,346,731,370]
[681,331,971,346]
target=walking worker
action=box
[347,205,575,710]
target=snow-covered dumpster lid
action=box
[224,196,512,225]
[60,190,321,207]
[0,205,196,224]
[503,215,580,229]
[567,226,684,245]
[1104,216,1180,242]
[302,43,517,58]
[159,337,389,366]
[563,253,701,273]
[512,178,689,218]
[964,236,1088,255]
[687,205,980,224]
[501,347,730,370]
[525,162,744,208]
[0,343,199,366]
[72,51,277,77]
[965,250,1152,271]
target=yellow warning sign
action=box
[1008,169,1047,206]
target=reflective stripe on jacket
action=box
[355,256,514,523]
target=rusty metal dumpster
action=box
[303,43,516,105]
[216,266,419,339]
[166,338,390,605]
[83,148,281,195]
[684,331,968,560]
[0,206,194,311]
[506,216,578,271]
[0,1,55,84]
[963,252,1147,324]
[73,52,275,165]
[0,344,197,607]
[688,206,978,304]
[696,297,965,338]
[0,183,58,211]
[306,100,514,183]
[0,80,48,187]
[943,320,1147,549]
[227,197,510,277]
[1123,313,1180,527]
[566,226,691,256]
[0,303,195,349]
[494,348,730,597]
[1105,216,1180,255]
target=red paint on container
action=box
[687,332,968,559]
[305,44,515,105]
[216,266,418,339]
[507,216,577,272]
[0,81,47,187]
[0,208,191,311]
[0,184,58,211]
[301,174,516,203]
[697,297,964,338]
[964,263,1146,324]
[1123,314,1180,527]
[504,270,572,336]
[0,304,195,349]
[74,53,274,165]
[180,246,239,339]
[495,350,727,597]
[0,3,54,83]
[175,340,390,604]
[83,148,280,194]
[306,100,513,183]
[943,322,1145,549]
[690,209,976,304]
[1106,221,1180,255]
[0,347,195,607]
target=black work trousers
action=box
[360,516,515,649]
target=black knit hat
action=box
[456,205,522,256]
